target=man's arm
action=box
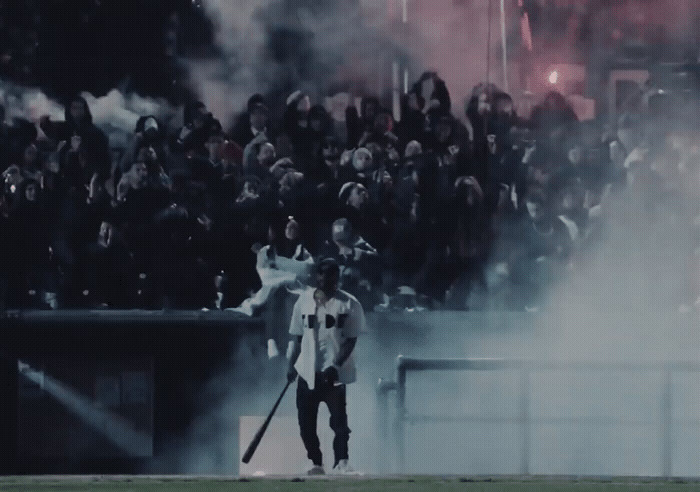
[287,299,304,382]
[287,335,303,382]
[333,337,357,368]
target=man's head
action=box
[373,112,393,135]
[493,92,514,117]
[23,143,39,166]
[361,97,379,123]
[525,188,548,221]
[24,180,38,202]
[316,257,340,296]
[140,116,160,140]
[192,105,211,129]
[405,140,422,158]
[99,220,113,247]
[339,182,369,210]
[285,216,300,241]
[250,103,268,131]
[136,143,158,163]
[434,116,453,143]
[279,170,304,198]
[309,105,327,133]
[352,147,372,172]
[323,136,341,163]
[69,97,89,125]
[257,142,276,167]
[332,218,354,246]
[130,161,149,189]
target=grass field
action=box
[0,476,698,492]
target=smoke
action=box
[405,0,508,114]
[187,0,520,125]
[187,0,401,127]
[0,79,178,149]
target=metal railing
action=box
[377,356,700,477]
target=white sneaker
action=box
[307,464,325,475]
[333,459,358,475]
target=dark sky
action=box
[29,0,213,102]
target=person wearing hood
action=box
[40,96,111,182]
[396,92,427,152]
[529,91,579,136]
[119,115,169,175]
[230,94,275,149]
[325,218,380,308]
[229,214,315,355]
[345,95,381,150]
[409,71,451,130]
[173,100,221,158]
[72,217,136,309]
[7,178,51,308]
[443,176,492,310]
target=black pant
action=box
[296,374,350,468]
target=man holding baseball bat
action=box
[287,258,364,475]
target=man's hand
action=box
[322,366,339,385]
[287,366,298,383]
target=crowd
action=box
[0,72,698,323]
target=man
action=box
[329,218,380,308]
[40,96,111,182]
[230,95,272,148]
[287,258,363,475]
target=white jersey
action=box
[289,287,364,389]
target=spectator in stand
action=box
[114,159,171,305]
[151,202,215,310]
[230,215,314,354]
[409,71,451,130]
[325,218,380,308]
[443,176,492,310]
[338,180,388,253]
[243,132,276,182]
[529,91,579,136]
[509,187,575,311]
[40,96,111,183]
[119,116,170,177]
[18,142,43,181]
[230,94,273,148]
[345,96,380,150]
[305,105,334,164]
[73,218,136,308]
[358,112,399,152]
[174,100,220,158]
[396,92,427,152]
[7,178,51,308]
[283,90,313,159]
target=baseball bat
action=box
[241,379,292,464]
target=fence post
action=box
[395,355,406,474]
[661,369,673,478]
[519,368,530,475]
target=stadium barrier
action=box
[377,356,700,477]
[0,310,264,474]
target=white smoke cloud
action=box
[0,79,178,150]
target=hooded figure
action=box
[40,96,111,181]
[410,72,451,126]
[345,96,381,150]
[230,94,274,148]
